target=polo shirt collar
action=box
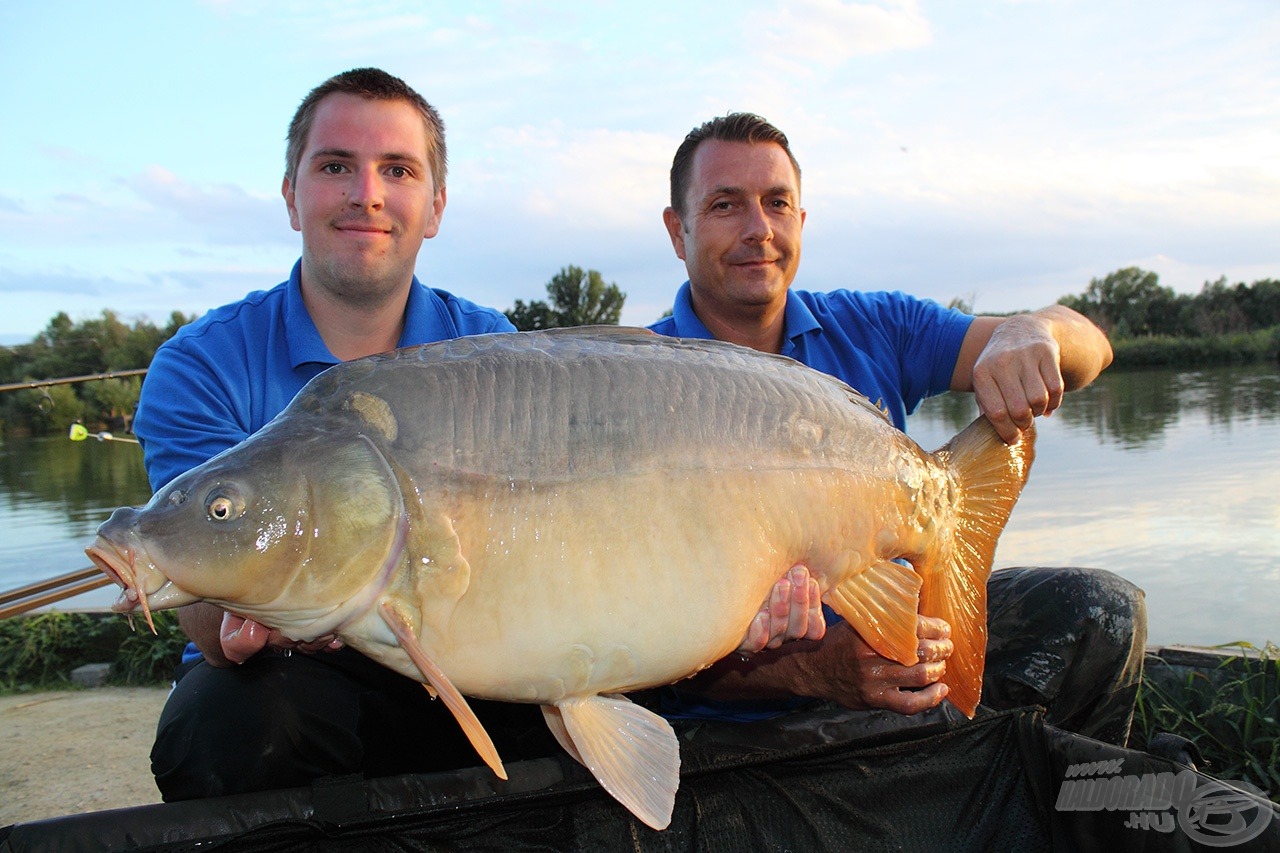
[283,259,437,369]
[283,260,336,370]
[669,280,821,352]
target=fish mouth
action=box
[86,536,199,633]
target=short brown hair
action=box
[284,68,447,188]
[669,112,801,216]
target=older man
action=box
[650,113,1145,744]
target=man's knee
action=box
[151,655,363,800]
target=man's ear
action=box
[423,186,447,239]
[282,177,301,233]
[662,207,686,261]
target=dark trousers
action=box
[152,646,558,801]
[151,566,1145,801]
[982,566,1146,747]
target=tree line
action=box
[0,266,625,436]
[1059,268,1280,368]
[1059,267,1280,338]
[3,265,1276,436]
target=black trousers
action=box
[151,566,1146,801]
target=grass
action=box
[0,610,186,693]
[1135,642,1280,802]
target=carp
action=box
[88,327,1034,830]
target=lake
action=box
[1,362,1276,646]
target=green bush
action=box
[0,610,186,692]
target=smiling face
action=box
[664,139,806,329]
[283,93,446,310]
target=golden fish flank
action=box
[87,327,1035,831]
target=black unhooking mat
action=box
[3,705,1278,852]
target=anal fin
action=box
[378,601,507,781]
[824,559,922,665]
[554,694,679,831]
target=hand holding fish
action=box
[735,565,827,656]
[219,612,344,664]
[961,307,1112,444]
[824,616,955,715]
[970,315,1064,443]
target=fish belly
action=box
[391,463,921,704]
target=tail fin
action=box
[922,417,1035,716]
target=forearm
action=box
[681,637,830,703]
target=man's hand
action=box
[219,612,344,665]
[736,565,826,656]
[970,314,1064,443]
[176,602,344,668]
[956,306,1113,444]
[817,615,953,714]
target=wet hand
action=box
[831,615,954,714]
[971,314,1064,443]
[736,564,826,656]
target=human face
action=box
[282,93,445,309]
[663,139,805,318]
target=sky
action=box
[1,0,1278,344]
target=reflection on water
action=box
[913,363,1280,646]
[0,435,151,609]
[920,363,1280,449]
[1,364,1277,644]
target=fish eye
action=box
[205,488,245,523]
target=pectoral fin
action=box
[553,694,679,831]
[378,601,507,781]
[824,559,922,666]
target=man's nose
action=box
[347,167,384,209]
[741,200,773,242]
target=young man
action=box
[650,113,1146,744]
[133,68,541,801]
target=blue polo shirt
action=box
[649,281,974,721]
[648,282,972,431]
[134,259,515,492]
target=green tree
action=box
[1,309,193,434]
[1059,267,1188,337]
[506,266,626,331]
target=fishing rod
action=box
[0,368,147,394]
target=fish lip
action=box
[86,536,199,618]
[86,538,138,611]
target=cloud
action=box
[120,166,292,246]
[752,0,931,69]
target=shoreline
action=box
[0,686,169,826]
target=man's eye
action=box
[388,165,408,178]
[322,163,345,174]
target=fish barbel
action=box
[87,327,1034,830]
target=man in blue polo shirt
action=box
[132,68,550,801]
[650,113,1146,746]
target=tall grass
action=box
[1112,327,1280,368]
[1136,642,1280,802]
